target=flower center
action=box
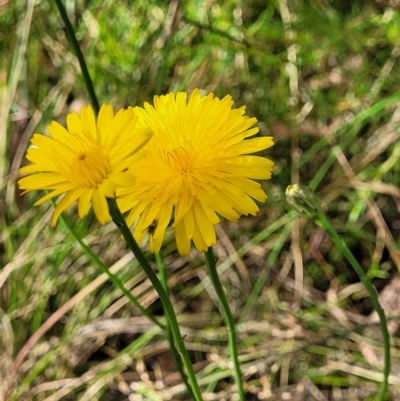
[166,146,195,174]
[72,149,110,187]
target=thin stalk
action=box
[53,0,100,114]
[108,199,203,401]
[57,208,165,330]
[286,184,390,399]
[204,247,245,401]
[316,211,390,400]
[156,253,169,295]
[156,253,196,400]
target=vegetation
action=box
[2,0,400,399]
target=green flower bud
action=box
[286,183,322,219]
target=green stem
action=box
[156,253,169,296]
[53,0,100,114]
[108,199,203,401]
[205,247,245,401]
[156,253,196,400]
[316,211,390,400]
[56,206,165,331]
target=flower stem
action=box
[286,184,390,399]
[53,0,100,114]
[108,199,203,401]
[205,247,245,401]
[156,253,196,400]
[315,211,390,399]
[56,207,165,331]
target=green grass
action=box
[2,0,400,399]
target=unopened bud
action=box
[286,183,322,219]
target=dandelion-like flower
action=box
[117,89,274,255]
[19,105,152,226]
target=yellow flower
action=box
[19,105,152,226]
[117,89,274,255]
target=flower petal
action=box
[92,188,111,224]
[80,106,97,139]
[33,186,75,206]
[226,136,274,156]
[78,188,93,218]
[51,188,85,227]
[193,201,216,247]
[19,173,68,190]
[175,218,191,255]
[109,172,136,187]
[97,104,114,144]
[66,111,83,135]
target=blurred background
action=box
[2,0,400,400]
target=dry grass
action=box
[2,0,400,400]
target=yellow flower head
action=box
[117,89,274,255]
[19,105,152,226]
